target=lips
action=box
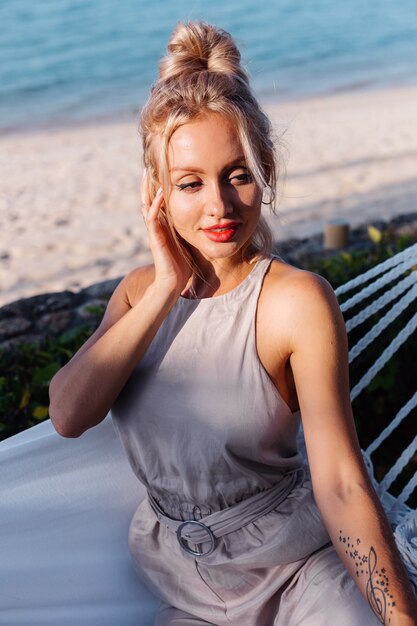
[202,221,240,243]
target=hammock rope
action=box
[335,241,417,297]
[348,283,417,362]
[366,391,417,456]
[346,271,417,332]
[340,243,417,512]
[350,312,417,401]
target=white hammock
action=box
[334,242,417,596]
[1,244,416,625]
[335,242,417,515]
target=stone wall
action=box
[1,212,416,353]
[0,278,121,352]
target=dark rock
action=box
[390,212,417,228]
[80,277,121,299]
[0,333,44,352]
[0,291,81,320]
[75,299,107,320]
[0,317,32,340]
[37,310,73,334]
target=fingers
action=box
[141,166,166,219]
[141,183,164,229]
[140,168,151,208]
[146,187,164,223]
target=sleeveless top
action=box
[111,256,304,521]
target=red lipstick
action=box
[202,221,240,243]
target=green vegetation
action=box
[297,227,414,289]
[0,325,94,440]
[1,226,416,505]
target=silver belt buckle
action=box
[176,520,216,556]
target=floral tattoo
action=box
[338,530,395,625]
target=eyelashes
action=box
[176,181,200,191]
[175,173,252,192]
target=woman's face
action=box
[164,113,262,264]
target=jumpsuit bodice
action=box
[111,256,304,520]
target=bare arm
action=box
[48,274,179,437]
[287,272,417,625]
[49,179,191,437]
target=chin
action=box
[194,241,250,263]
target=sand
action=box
[1,84,417,307]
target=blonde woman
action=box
[49,21,417,626]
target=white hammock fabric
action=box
[1,244,416,624]
[0,416,158,625]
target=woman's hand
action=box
[141,170,192,297]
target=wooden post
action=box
[324,220,349,249]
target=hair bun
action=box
[158,21,249,84]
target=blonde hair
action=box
[140,21,283,267]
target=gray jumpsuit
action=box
[111,256,380,625]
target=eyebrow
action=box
[170,156,247,173]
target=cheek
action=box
[167,194,199,230]
[238,181,261,202]
[252,185,263,205]
[242,187,262,217]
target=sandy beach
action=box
[1,84,417,307]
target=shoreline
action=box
[1,83,417,307]
[3,76,417,138]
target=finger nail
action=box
[156,187,163,196]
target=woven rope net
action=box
[335,242,417,514]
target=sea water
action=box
[0,0,416,131]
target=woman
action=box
[49,21,417,626]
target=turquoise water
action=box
[1,0,416,130]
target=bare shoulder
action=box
[259,258,344,348]
[262,258,336,309]
[117,263,156,307]
[102,263,157,324]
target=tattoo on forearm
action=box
[338,530,395,625]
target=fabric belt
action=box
[148,468,305,557]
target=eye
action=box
[175,181,202,192]
[229,172,252,185]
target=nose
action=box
[206,181,233,218]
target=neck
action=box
[182,247,261,299]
